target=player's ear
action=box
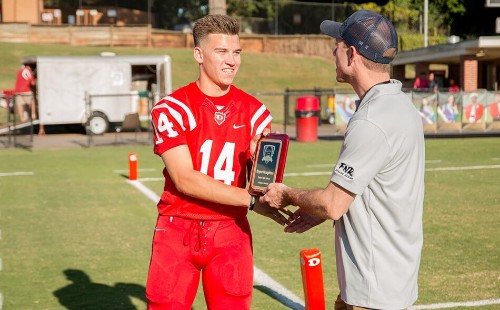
[194,47,203,64]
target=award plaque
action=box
[249,133,290,196]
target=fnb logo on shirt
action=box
[335,162,354,180]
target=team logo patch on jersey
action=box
[214,112,226,125]
[335,162,354,180]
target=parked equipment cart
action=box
[24,54,172,135]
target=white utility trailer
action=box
[26,54,171,135]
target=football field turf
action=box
[0,137,499,309]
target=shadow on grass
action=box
[254,285,305,310]
[53,269,146,310]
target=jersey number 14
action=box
[200,140,236,185]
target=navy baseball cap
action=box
[320,10,398,64]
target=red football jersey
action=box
[14,66,35,93]
[151,82,272,220]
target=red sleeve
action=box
[151,95,196,156]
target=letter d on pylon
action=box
[128,153,138,181]
[300,248,326,310]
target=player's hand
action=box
[260,182,290,209]
[252,199,293,226]
[284,209,326,233]
[250,128,271,159]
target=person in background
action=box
[428,72,438,92]
[146,14,289,310]
[413,71,428,90]
[448,78,460,93]
[464,92,484,123]
[13,62,45,135]
[14,63,36,123]
[262,10,425,310]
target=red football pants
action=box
[146,215,254,310]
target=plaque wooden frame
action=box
[249,133,289,196]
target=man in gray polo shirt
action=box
[261,10,425,309]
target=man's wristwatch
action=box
[249,195,257,210]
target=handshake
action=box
[251,183,326,233]
[248,131,329,232]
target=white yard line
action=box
[284,164,500,177]
[426,165,500,171]
[137,177,164,182]
[306,160,442,168]
[425,160,442,163]
[132,165,500,181]
[0,172,34,177]
[253,267,305,309]
[285,171,331,177]
[127,176,498,310]
[113,168,157,174]
[410,299,500,309]
[126,180,162,203]
[127,179,306,308]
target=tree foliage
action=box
[151,0,208,30]
[43,0,500,37]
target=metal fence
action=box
[84,91,155,147]
[252,88,500,137]
[2,88,500,149]
[0,91,35,149]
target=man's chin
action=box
[336,77,346,83]
[218,80,234,88]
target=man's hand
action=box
[284,209,326,233]
[252,199,293,226]
[260,182,290,209]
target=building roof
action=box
[392,36,500,65]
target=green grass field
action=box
[0,42,346,125]
[0,137,499,309]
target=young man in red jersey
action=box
[147,15,289,309]
[14,63,36,123]
[13,62,45,135]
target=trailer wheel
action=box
[88,111,109,135]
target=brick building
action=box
[1,0,149,26]
[392,36,500,92]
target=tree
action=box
[43,0,499,37]
[447,0,500,37]
[151,0,208,30]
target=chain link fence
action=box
[252,88,500,137]
[240,2,357,35]
[0,91,35,149]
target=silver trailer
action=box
[27,54,172,135]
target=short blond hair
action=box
[193,15,240,47]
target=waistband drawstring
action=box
[183,220,205,252]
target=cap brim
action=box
[320,20,342,39]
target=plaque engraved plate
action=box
[249,133,289,196]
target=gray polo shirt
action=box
[331,80,425,309]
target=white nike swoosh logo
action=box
[233,124,245,129]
